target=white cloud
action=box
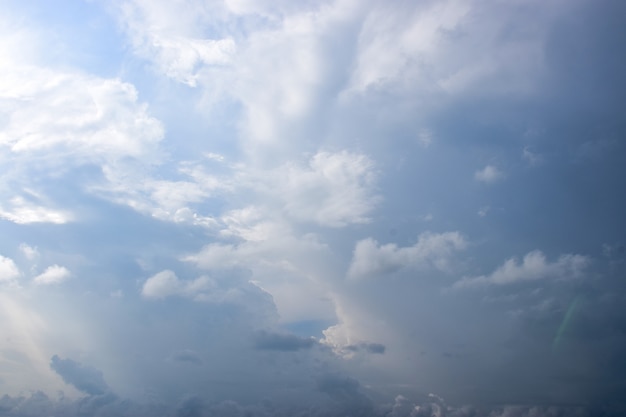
[0,61,164,224]
[19,244,39,261]
[348,231,467,279]
[141,270,182,299]
[272,151,379,227]
[0,255,20,282]
[141,270,217,301]
[453,250,590,289]
[114,0,235,86]
[0,67,163,159]
[344,0,555,98]
[0,197,72,224]
[33,265,71,285]
[474,165,504,183]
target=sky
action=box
[0,0,625,416]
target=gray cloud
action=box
[345,342,386,354]
[0,390,625,417]
[253,331,316,351]
[49,355,109,395]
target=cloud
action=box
[49,355,109,395]
[33,265,71,285]
[253,330,316,351]
[270,151,379,227]
[113,0,235,87]
[345,342,386,355]
[474,165,504,183]
[348,232,467,279]
[0,255,20,282]
[19,244,39,261]
[141,270,182,299]
[315,374,372,408]
[453,250,590,289]
[0,197,72,224]
[0,61,164,225]
[141,269,218,300]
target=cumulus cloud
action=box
[348,232,467,279]
[453,250,590,289]
[474,165,504,183]
[0,254,20,282]
[33,265,71,285]
[141,270,218,301]
[49,355,109,395]
[141,270,182,299]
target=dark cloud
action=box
[345,342,386,354]
[316,374,370,406]
[1,390,626,417]
[49,355,110,395]
[253,330,316,351]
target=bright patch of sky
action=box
[1,0,625,415]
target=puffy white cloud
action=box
[33,265,71,285]
[0,254,20,282]
[453,250,590,289]
[141,270,184,299]
[474,165,504,183]
[348,232,467,279]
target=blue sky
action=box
[1,0,625,416]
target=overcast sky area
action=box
[1,0,625,416]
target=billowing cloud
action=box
[453,250,590,289]
[1,0,625,414]
[33,265,71,285]
[49,355,109,395]
[348,232,467,279]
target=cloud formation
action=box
[453,250,590,289]
[49,355,109,395]
[348,232,467,279]
[253,331,316,351]
[0,255,19,282]
[1,0,625,414]
[33,265,71,285]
